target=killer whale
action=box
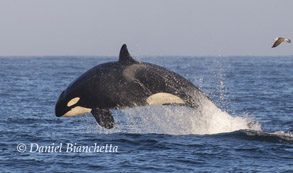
[55,44,216,129]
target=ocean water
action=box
[0,56,292,172]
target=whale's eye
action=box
[67,97,80,107]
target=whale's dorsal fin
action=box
[119,44,136,64]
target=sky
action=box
[0,0,292,56]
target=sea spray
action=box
[86,104,261,135]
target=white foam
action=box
[88,102,261,135]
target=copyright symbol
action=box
[17,143,26,152]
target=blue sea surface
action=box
[0,56,292,172]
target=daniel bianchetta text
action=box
[17,143,118,153]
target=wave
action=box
[242,130,293,143]
[218,130,293,144]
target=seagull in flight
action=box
[272,37,291,48]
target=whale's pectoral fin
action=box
[91,108,114,129]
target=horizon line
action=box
[0,54,292,58]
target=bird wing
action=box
[272,39,284,48]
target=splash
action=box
[83,56,262,135]
[85,102,261,135]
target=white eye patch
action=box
[67,97,80,107]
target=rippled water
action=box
[0,56,292,172]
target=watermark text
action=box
[17,143,118,153]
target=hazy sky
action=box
[0,0,292,56]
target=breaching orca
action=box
[55,44,215,129]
